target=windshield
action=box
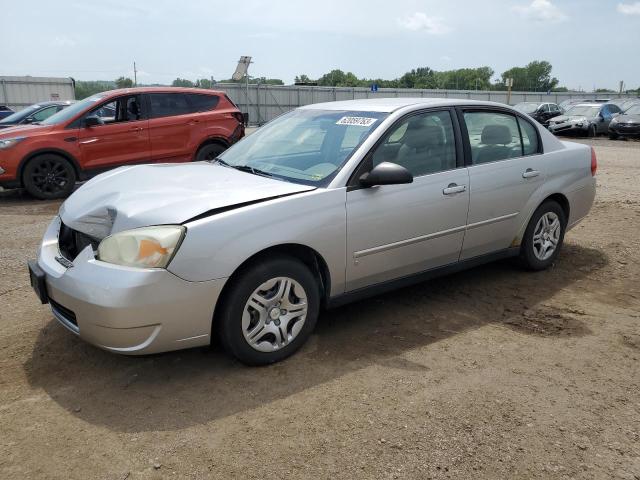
[0,104,42,124]
[624,105,640,115]
[216,109,388,186]
[514,102,539,114]
[565,106,600,117]
[42,94,108,125]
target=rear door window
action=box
[186,94,219,113]
[463,111,523,164]
[148,93,191,118]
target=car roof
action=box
[299,97,509,113]
[99,87,224,97]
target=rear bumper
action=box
[36,216,228,355]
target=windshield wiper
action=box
[213,157,277,179]
[232,165,277,178]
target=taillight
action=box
[232,112,245,125]
[590,146,597,176]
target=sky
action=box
[3,0,640,90]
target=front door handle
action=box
[443,183,466,195]
[130,126,144,132]
[522,168,540,179]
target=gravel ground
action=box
[0,137,639,479]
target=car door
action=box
[345,109,470,291]
[147,92,195,162]
[459,109,545,260]
[78,94,150,170]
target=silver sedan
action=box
[30,98,597,365]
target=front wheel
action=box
[22,154,76,200]
[519,201,567,271]
[588,124,597,138]
[608,131,619,140]
[218,256,320,365]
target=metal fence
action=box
[215,83,636,125]
[0,76,76,111]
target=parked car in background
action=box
[608,103,640,139]
[0,101,74,129]
[514,102,563,126]
[548,102,622,137]
[0,87,244,199]
[0,105,14,120]
[558,98,587,111]
[29,98,596,365]
[614,98,640,113]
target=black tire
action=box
[22,154,76,200]
[518,200,567,271]
[588,124,597,138]
[195,143,226,162]
[218,256,320,365]
[609,131,619,140]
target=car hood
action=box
[0,123,55,137]
[60,162,316,238]
[616,114,640,124]
[550,115,589,123]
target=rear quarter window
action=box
[186,94,220,113]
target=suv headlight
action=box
[0,137,26,149]
[97,225,186,268]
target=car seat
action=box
[476,125,512,164]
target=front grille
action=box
[50,299,77,327]
[58,222,100,261]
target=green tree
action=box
[115,76,134,88]
[74,80,116,99]
[500,61,558,92]
[172,78,195,87]
[195,78,213,89]
[294,74,313,84]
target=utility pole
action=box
[133,61,137,86]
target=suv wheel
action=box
[23,154,76,200]
[195,143,226,162]
[519,200,567,271]
[218,256,320,365]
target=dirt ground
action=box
[1,137,639,479]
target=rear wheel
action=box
[22,154,76,200]
[218,256,320,365]
[519,201,567,271]
[195,143,226,162]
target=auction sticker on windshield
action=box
[336,116,378,127]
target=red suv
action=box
[0,87,244,199]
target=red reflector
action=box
[590,146,597,176]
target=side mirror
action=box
[82,116,103,128]
[359,162,413,188]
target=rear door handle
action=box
[522,168,540,178]
[443,183,466,195]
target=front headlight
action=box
[0,137,26,149]
[97,225,186,268]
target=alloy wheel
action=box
[30,158,71,195]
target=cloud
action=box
[397,12,451,34]
[512,0,567,22]
[617,2,640,14]
[52,36,76,47]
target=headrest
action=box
[402,121,445,149]
[481,125,512,145]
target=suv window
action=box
[83,95,142,125]
[550,104,559,112]
[186,93,219,113]
[372,110,457,177]
[463,111,522,164]
[149,93,191,118]
[542,104,550,112]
